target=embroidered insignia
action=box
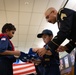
[1,38,6,41]
[61,13,67,20]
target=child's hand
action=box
[32,48,39,52]
[36,47,47,57]
[14,50,21,58]
[46,50,52,55]
[14,50,21,56]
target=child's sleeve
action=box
[0,36,8,53]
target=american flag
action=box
[13,62,36,75]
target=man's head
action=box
[2,23,16,39]
[37,29,53,44]
[45,7,57,24]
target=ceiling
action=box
[0,0,76,58]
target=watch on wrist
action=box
[44,45,50,50]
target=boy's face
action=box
[42,34,53,44]
[6,30,15,39]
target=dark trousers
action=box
[74,53,76,75]
[35,64,61,75]
[74,62,76,75]
[0,57,13,75]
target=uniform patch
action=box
[1,38,6,41]
[61,13,67,20]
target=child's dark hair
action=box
[1,23,16,33]
[47,34,53,37]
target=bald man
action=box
[36,7,76,56]
[34,7,76,74]
[45,7,57,24]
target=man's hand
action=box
[57,46,68,52]
[36,47,47,57]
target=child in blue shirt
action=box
[0,23,21,75]
[33,29,60,75]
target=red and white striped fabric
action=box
[13,62,36,75]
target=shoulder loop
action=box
[58,8,64,14]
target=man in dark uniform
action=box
[33,29,60,75]
[33,7,76,75]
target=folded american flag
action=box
[13,62,36,75]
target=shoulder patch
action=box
[61,13,67,20]
[1,38,6,41]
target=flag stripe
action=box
[13,64,34,71]
[14,69,36,75]
[13,63,36,75]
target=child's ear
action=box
[6,29,9,33]
[50,35,53,38]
